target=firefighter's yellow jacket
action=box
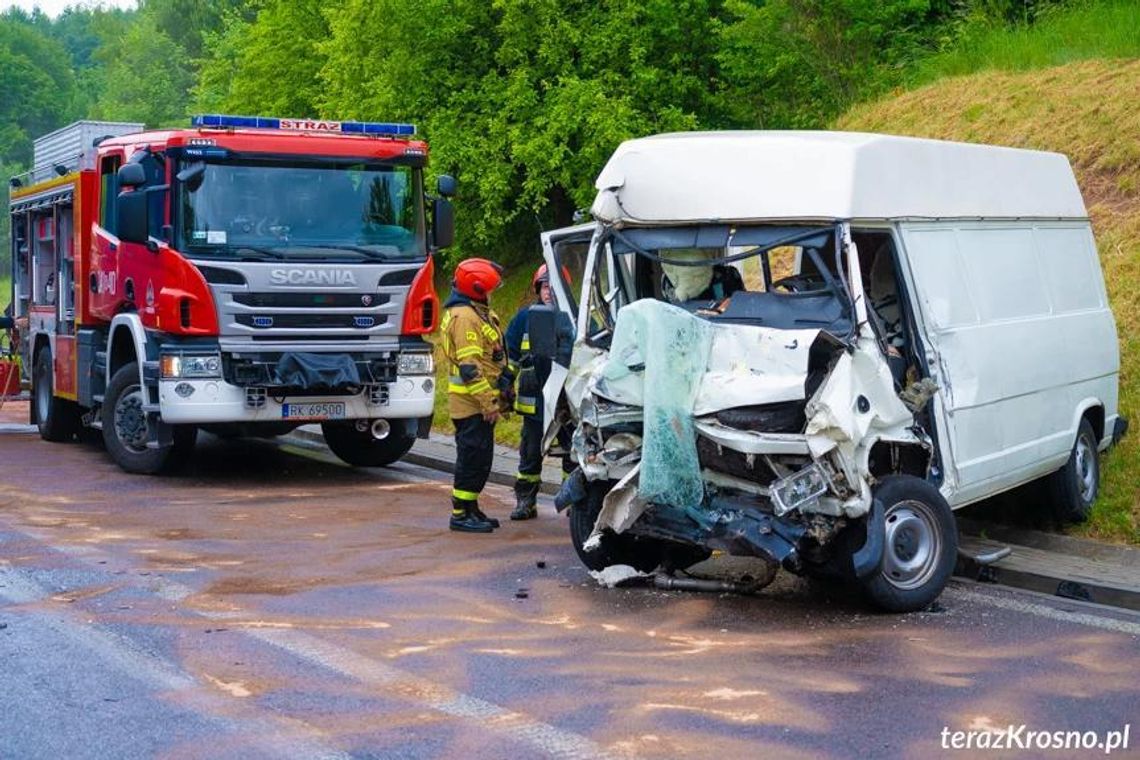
[441,293,508,419]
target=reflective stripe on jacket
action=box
[442,296,506,419]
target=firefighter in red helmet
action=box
[440,257,512,532]
[503,263,575,519]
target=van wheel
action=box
[569,481,663,573]
[33,348,78,442]
[857,475,957,613]
[102,362,175,474]
[1046,418,1098,523]
[321,421,416,467]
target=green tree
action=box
[142,0,253,61]
[716,0,949,129]
[317,0,727,262]
[90,13,194,127]
[194,0,329,117]
[0,13,81,166]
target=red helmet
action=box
[532,263,571,294]
[454,258,503,300]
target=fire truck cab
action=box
[8,115,452,474]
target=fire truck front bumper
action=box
[157,375,435,425]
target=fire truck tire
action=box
[33,348,78,442]
[102,361,177,474]
[321,421,416,467]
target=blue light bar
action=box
[190,114,416,136]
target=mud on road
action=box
[1,406,1137,759]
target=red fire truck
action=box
[7,114,453,473]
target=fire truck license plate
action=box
[282,402,346,420]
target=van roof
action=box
[590,131,1087,224]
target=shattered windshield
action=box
[599,224,854,338]
[175,158,425,262]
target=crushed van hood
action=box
[594,316,821,415]
[564,299,922,520]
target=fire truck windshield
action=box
[175,158,426,261]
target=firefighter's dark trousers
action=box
[517,416,545,480]
[452,414,495,502]
[517,416,574,482]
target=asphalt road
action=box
[0,419,1137,759]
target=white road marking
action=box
[4,540,618,760]
[246,626,619,760]
[0,564,349,760]
[949,585,1140,636]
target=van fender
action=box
[1070,397,1106,450]
[107,314,152,393]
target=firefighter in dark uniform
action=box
[504,264,574,520]
[441,258,512,533]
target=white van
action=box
[531,131,1127,612]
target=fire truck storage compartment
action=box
[32,212,58,306]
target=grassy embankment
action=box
[839,59,1140,543]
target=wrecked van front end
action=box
[540,220,956,612]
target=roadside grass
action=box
[911,0,1140,84]
[430,261,543,449]
[0,274,11,353]
[838,59,1140,543]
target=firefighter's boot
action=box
[450,498,496,533]
[472,504,500,528]
[510,479,540,521]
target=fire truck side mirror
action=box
[117,163,146,188]
[116,190,149,245]
[432,198,455,249]
[437,174,456,198]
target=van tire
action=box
[857,475,957,613]
[321,421,416,467]
[102,362,175,474]
[33,348,78,442]
[569,481,663,573]
[1046,419,1098,524]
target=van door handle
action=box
[108,242,117,252]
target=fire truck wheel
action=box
[321,420,416,467]
[102,361,176,474]
[33,347,78,442]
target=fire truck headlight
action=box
[397,352,433,376]
[161,354,222,379]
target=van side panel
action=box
[898,221,1118,507]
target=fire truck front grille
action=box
[235,313,389,330]
[233,292,392,309]
[199,261,413,346]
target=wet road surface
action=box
[1,409,1137,759]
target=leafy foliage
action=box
[0,12,81,166]
[194,0,328,117]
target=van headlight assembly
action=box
[397,352,433,376]
[160,353,222,379]
[770,463,829,516]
